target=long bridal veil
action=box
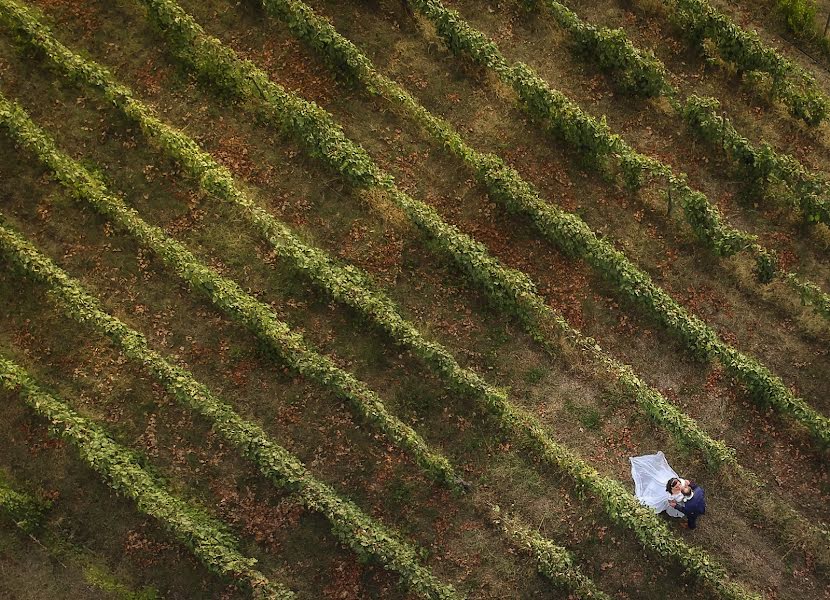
[630,451,684,518]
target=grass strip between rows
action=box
[0,353,293,600]
[127,1,765,596]
[0,215,461,600]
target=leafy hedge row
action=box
[771,0,830,59]
[680,94,830,226]
[407,0,782,269]
[491,505,611,600]
[0,218,459,600]
[775,0,818,36]
[667,0,829,126]
[0,353,291,600]
[523,0,669,97]
[785,272,830,319]
[520,0,830,228]
[134,2,760,597]
[0,92,463,493]
[0,471,49,533]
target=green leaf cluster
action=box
[526,0,669,97]
[772,0,830,58]
[492,505,611,600]
[777,0,818,35]
[0,472,49,533]
[680,94,830,226]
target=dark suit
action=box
[677,484,706,529]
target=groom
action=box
[668,479,706,529]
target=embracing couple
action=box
[630,452,707,530]
[665,477,706,529]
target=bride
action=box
[665,476,692,518]
[629,451,687,518]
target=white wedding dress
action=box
[629,451,685,518]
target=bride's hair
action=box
[665,478,680,493]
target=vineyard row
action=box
[526,0,830,230]
[0,212,459,600]
[398,0,830,445]
[0,354,293,599]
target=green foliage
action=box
[523,365,546,384]
[680,94,830,227]
[530,0,669,97]
[0,84,462,495]
[521,1,830,232]
[135,0,539,319]
[82,564,160,600]
[776,0,817,36]
[0,7,758,592]
[0,102,463,592]
[785,273,830,319]
[579,407,602,431]
[0,473,49,533]
[668,0,829,126]
[141,0,380,189]
[248,0,751,465]
[0,218,459,600]
[400,0,830,448]
[0,356,292,600]
[0,0,824,593]
[407,0,800,295]
[150,0,824,552]
[492,506,611,600]
[133,1,763,596]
